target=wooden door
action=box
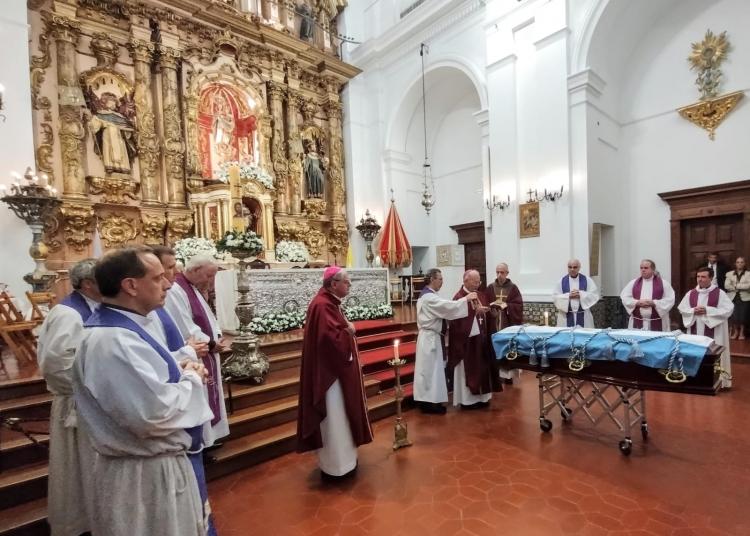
[680,214,743,293]
[464,242,487,290]
[450,222,487,290]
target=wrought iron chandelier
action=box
[419,43,435,215]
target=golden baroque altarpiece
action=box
[28,0,357,269]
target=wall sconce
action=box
[0,83,5,122]
[526,186,564,203]
[485,194,511,211]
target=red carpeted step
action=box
[360,341,417,367]
[366,363,415,383]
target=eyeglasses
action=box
[567,266,579,269]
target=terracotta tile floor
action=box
[211,358,750,536]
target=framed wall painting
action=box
[519,201,540,238]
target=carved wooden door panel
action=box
[680,214,743,293]
[464,242,487,291]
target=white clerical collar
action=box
[462,286,471,294]
[104,304,155,327]
[695,284,717,293]
[81,293,100,311]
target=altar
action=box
[215,268,390,332]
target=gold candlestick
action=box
[388,340,412,451]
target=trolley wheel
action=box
[560,407,572,421]
[619,439,632,456]
[540,418,553,432]
[640,423,649,440]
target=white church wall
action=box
[484,0,574,301]
[0,4,36,299]
[580,0,750,290]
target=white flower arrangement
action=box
[275,240,309,263]
[217,160,275,190]
[249,303,394,334]
[216,229,264,256]
[173,237,219,265]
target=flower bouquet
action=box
[217,161,275,190]
[173,236,219,265]
[216,229,264,259]
[275,240,309,263]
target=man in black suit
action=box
[706,252,729,290]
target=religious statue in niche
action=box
[232,199,263,236]
[83,79,137,175]
[303,138,327,199]
[198,83,258,180]
[297,1,314,41]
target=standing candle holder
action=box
[216,230,269,383]
[0,167,61,291]
[355,209,381,268]
[388,340,412,451]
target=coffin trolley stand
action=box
[493,326,724,456]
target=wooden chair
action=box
[389,277,404,305]
[26,291,56,325]
[248,258,270,270]
[0,292,38,364]
[410,276,426,303]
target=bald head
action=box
[567,259,581,278]
[495,263,509,284]
[463,269,481,291]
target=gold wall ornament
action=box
[302,199,326,218]
[677,91,744,140]
[60,203,95,251]
[99,212,139,248]
[141,213,167,244]
[301,226,327,259]
[90,33,120,68]
[58,107,87,198]
[35,124,55,175]
[276,220,309,241]
[30,30,52,118]
[327,219,349,263]
[167,214,194,243]
[43,212,63,254]
[86,175,140,204]
[128,38,161,204]
[160,45,187,207]
[689,30,729,100]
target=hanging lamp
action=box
[419,43,435,215]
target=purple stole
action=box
[59,291,94,321]
[174,273,221,426]
[155,307,185,354]
[632,276,664,331]
[84,306,216,535]
[688,287,721,337]
[561,275,587,327]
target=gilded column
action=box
[128,38,161,205]
[324,97,346,218]
[49,14,85,199]
[268,82,288,214]
[159,45,187,208]
[286,90,304,216]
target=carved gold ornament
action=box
[167,214,194,242]
[677,91,743,141]
[301,227,327,259]
[141,213,167,244]
[679,30,739,139]
[688,30,729,99]
[99,213,138,248]
[87,176,140,204]
[61,203,95,252]
[303,199,326,218]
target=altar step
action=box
[0,317,418,536]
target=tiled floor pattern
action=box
[211,359,750,536]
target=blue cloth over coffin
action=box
[491,326,712,377]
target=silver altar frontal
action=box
[215,267,390,332]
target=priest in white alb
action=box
[414,268,475,414]
[37,259,100,536]
[620,259,675,331]
[678,266,734,389]
[73,248,213,536]
[165,255,230,447]
[553,259,600,328]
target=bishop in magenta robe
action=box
[297,267,373,479]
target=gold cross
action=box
[494,289,507,307]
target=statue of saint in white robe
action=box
[553,275,600,328]
[73,309,213,536]
[37,294,99,536]
[165,285,230,446]
[678,284,734,388]
[414,290,469,403]
[620,276,675,331]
